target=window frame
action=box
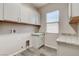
[46,10,59,33]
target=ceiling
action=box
[31,3,48,8]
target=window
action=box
[46,10,59,33]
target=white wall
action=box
[45,33,58,49]
[0,22,38,34]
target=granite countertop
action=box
[56,34,79,46]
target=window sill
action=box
[45,32,59,34]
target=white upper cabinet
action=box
[20,4,40,25]
[0,3,3,20]
[0,3,40,25]
[35,13,40,25]
[20,5,31,23]
[30,10,40,25]
[4,3,20,21]
[29,10,36,24]
[71,3,79,17]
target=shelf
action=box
[0,20,41,27]
[69,16,79,24]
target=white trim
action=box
[46,22,59,33]
[45,44,57,50]
[45,32,59,34]
[46,21,59,24]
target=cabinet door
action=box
[72,3,79,17]
[20,6,31,23]
[20,4,40,25]
[0,3,3,20]
[4,3,20,21]
[30,13,36,24]
[31,35,44,48]
[30,11,40,25]
[35,13,40,25]
[36,14,40,25]
[30,36,39,48]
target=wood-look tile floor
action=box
[15,46,57,56]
